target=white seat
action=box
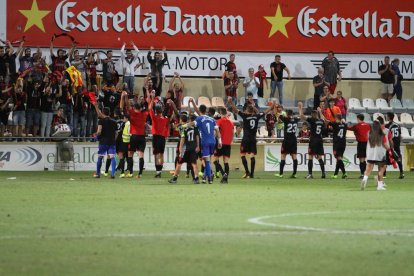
[373,113,385,122]
[401,127,411,139]
[346,112,358,124]
[400,113,414,128]
[182,96,195,109]
[402,99,414,113]
[211,97,225,107]
[362,98,378,113]
[362,113,373,124]
[238,97,246,107]
[411,127,414,138]
[197,96,212,107]
[375,98,392,112]
[389,98,406,113]
[257,98,268,109]
[348,98,366,113]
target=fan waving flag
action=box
[82,91,97,105]
[65,66,83,89]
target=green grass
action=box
[0,171,413,276]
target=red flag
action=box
[82,91,97,105]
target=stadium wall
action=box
[0,143,412,172]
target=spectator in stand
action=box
[51,106,66,131]
[142,74,154,99]
[335,90,347,119]
[168,72,184,110]
[85,85,98,139]
[18,44,40,80]
[25,77,46,137]
[120,41,143,95]
[323,98,342,123]
[0,96,11,137]
[50,35,75,74]
[322,51,342,94]
[313,67,330,110]
[11,83,26,138]
[1,40,22,85]
[391,58,403,101]
[254,65,268,99]
[85,51,100,88]
[70,48,87,83]
[378,56,395,102]
[147,46,168,97]
[270,55,291,104]
[57,78,73,132]
[275,104,286,138]
[265,109,276,138]
[224,71,238,109]
[243,92,259,112]
[40,83,58,139]
[72,87,87,140]
[243,68,259,105]
[102,50,116,86]
[224,54,238,80]
[299,121,310,143]
[319,85,332,107]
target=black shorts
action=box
[129,135,146,153]
[393,142,401,159]
[281,139,297,154]
[179,150,198,165]
[333,142,346,158]
[357,142,367,158]
[214,144,231,158]
[152,135,166,155]
[117,141,129,153]
[308,138,324,156]
[240,138,257,155]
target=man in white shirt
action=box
[243,68,260,106]
[120,41,143,94]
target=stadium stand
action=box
[389,98,406,113]
[362,98,378,114]
[348,98,366,113]
[376,98,392,112]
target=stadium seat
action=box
[227,111,238,123]
[373,113,385,122]
[362,98,378,113]
[400,113,414,128]
[197,96,212,107]
[257,126,267,138]
[362,113,373,124]
[346,112,358,124]
[258,98,268,110]
[401,127,411,139]
[182,96,195,109]
[283,100,298,113]
[348,98,366,113]
[375,98,392,112]
[346,131,356,142]
[391,114,401,124]
[389,98,406,113]
[402,99,414,113]
[306,98,314,110]
[412,127,414,138]
[238,97,246,108]
[211,97,225,107]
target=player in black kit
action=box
[328,114,348,179]
[169,114,200,184]
[299,103,326,179]
[275,109,300,178]
[385,112,404,179]
[229,98,273,178]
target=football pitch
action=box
[1,171,413,275]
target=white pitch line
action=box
[0,231,311,240]
[248,209,414,237]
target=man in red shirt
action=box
[149,95,177,178]
[214,108,234,184]
[120,91,149,178]
[254,65,268,98]
[224,71,238,110]
[348,114,371,178]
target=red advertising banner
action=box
[6,0,414,53]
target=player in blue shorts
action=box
[93,103,118,179]
[187,98,222,184]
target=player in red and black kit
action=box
[120,91,149,178]
[149,95,176,178]
[276,108,300,178]
[348,114,370,178]
[385,112,404,179]
[214,108,234,183]
[328,114,348,179]
[299,104,326,179]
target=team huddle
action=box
[92,94,404,188]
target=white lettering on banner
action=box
[264,145,404,172]
[297,7,413,40]
[55,1,244,36]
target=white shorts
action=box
[381,83,394,94]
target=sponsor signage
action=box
[264,144,405,172]
[4,0,414,53]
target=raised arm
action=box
[120,42,126,59]
[228,97,239,114]
[93,102,105,119]
[131,41,140,58]
[189,98,200,115]
[317,106,326,121]
[298,101,306,121]
[67,41,76,58]
[17,40,25,57]
[50,36,55,57]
